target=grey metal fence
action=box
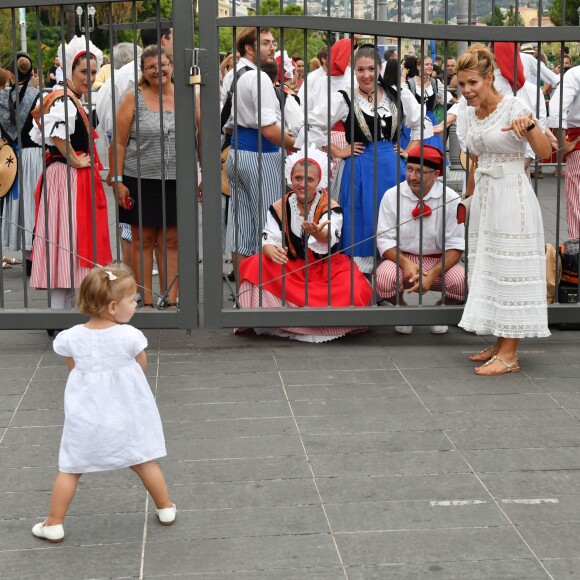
[1,0,579,332]
[0,0,198,330]
[199,0,580,330]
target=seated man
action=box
[376,144,465,335]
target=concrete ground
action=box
[0,173,579,578]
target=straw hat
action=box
[0,139,17,198]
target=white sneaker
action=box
[32,520,64,543]
[157,503,177,525]
[152,269,159,276]
[395,326,413,334]
[430,325,449,334]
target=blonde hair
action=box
[456,43,496,81]
[77,267,136,316]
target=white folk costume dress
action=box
[237,190,372,342]
[457,95,549,338]
[53,324,166,473]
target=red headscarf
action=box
[494,42,525,92]
[329,38,352,76]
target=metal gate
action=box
[198,0,580,329]
[1,1,580,331]
[0,0,198,330]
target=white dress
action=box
[53,324,166,473]
[457,96,550,338]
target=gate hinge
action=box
[188,48,207,85]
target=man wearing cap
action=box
[376,145,465,335]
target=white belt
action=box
[474,161,525,183]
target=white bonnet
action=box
[58,35,103,80]
[285,146,328,191]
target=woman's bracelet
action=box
[110,176,123,182]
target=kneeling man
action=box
[376,145,465,334]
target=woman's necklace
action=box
[358,86,375,104]
[151,89,172,101]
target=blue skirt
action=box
[338,141,406,258]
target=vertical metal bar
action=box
[107,2,122,267]
[201,0,226,326]
[82,7,98,271]
[131,1,145,305]
[60,5,75,308]
[173,0,198,327]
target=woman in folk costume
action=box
[0,52,43,262]
[406,55,454,151]
[306,38,353,180]
[29,37,112,309]
[236,146,372,342]
[296,45,426,275]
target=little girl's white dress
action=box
[53,324,166,473]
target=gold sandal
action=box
[469,345,498,362]
[475,355,520,376]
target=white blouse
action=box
[29,97,77,146]
[295,85,430,148]
[262,191,343,255]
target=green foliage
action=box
[549,0,580,25]
[505,5,525,26]
[138,0,173,20]
[482,5,505,26]
[255,1,327,62]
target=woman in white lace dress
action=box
[456,44,552,376]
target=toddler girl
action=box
[32,267,175,543]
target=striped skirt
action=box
[30,163,93,290]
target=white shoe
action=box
[431,325,449,334]
[395,325,413,334]
[157,503,176,525]
[152,269,159,276]
[32,520,64,543]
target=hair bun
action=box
[17,56,32,75]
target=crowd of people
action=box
[1,24,579,372]
[1,20,580,546]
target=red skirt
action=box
[239,252,372,307]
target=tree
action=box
[505,5,525,26]
[549,0,580,25]
[482,5,505,26]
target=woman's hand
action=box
[264,244,288,264]
[115,182,131,208]
[501,114,535,140]
[394,145,409,159]
[70,152,91,169]
[302,219,331,242]
[332,142,365,158]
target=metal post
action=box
[19,8,26,52]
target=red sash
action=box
[566,127,580,157]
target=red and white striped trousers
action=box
[376,252,466,301]
[565,150,580,239]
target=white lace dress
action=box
[457,96,550,338]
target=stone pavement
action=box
[1,321,580,579]
[1,169,579,578]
